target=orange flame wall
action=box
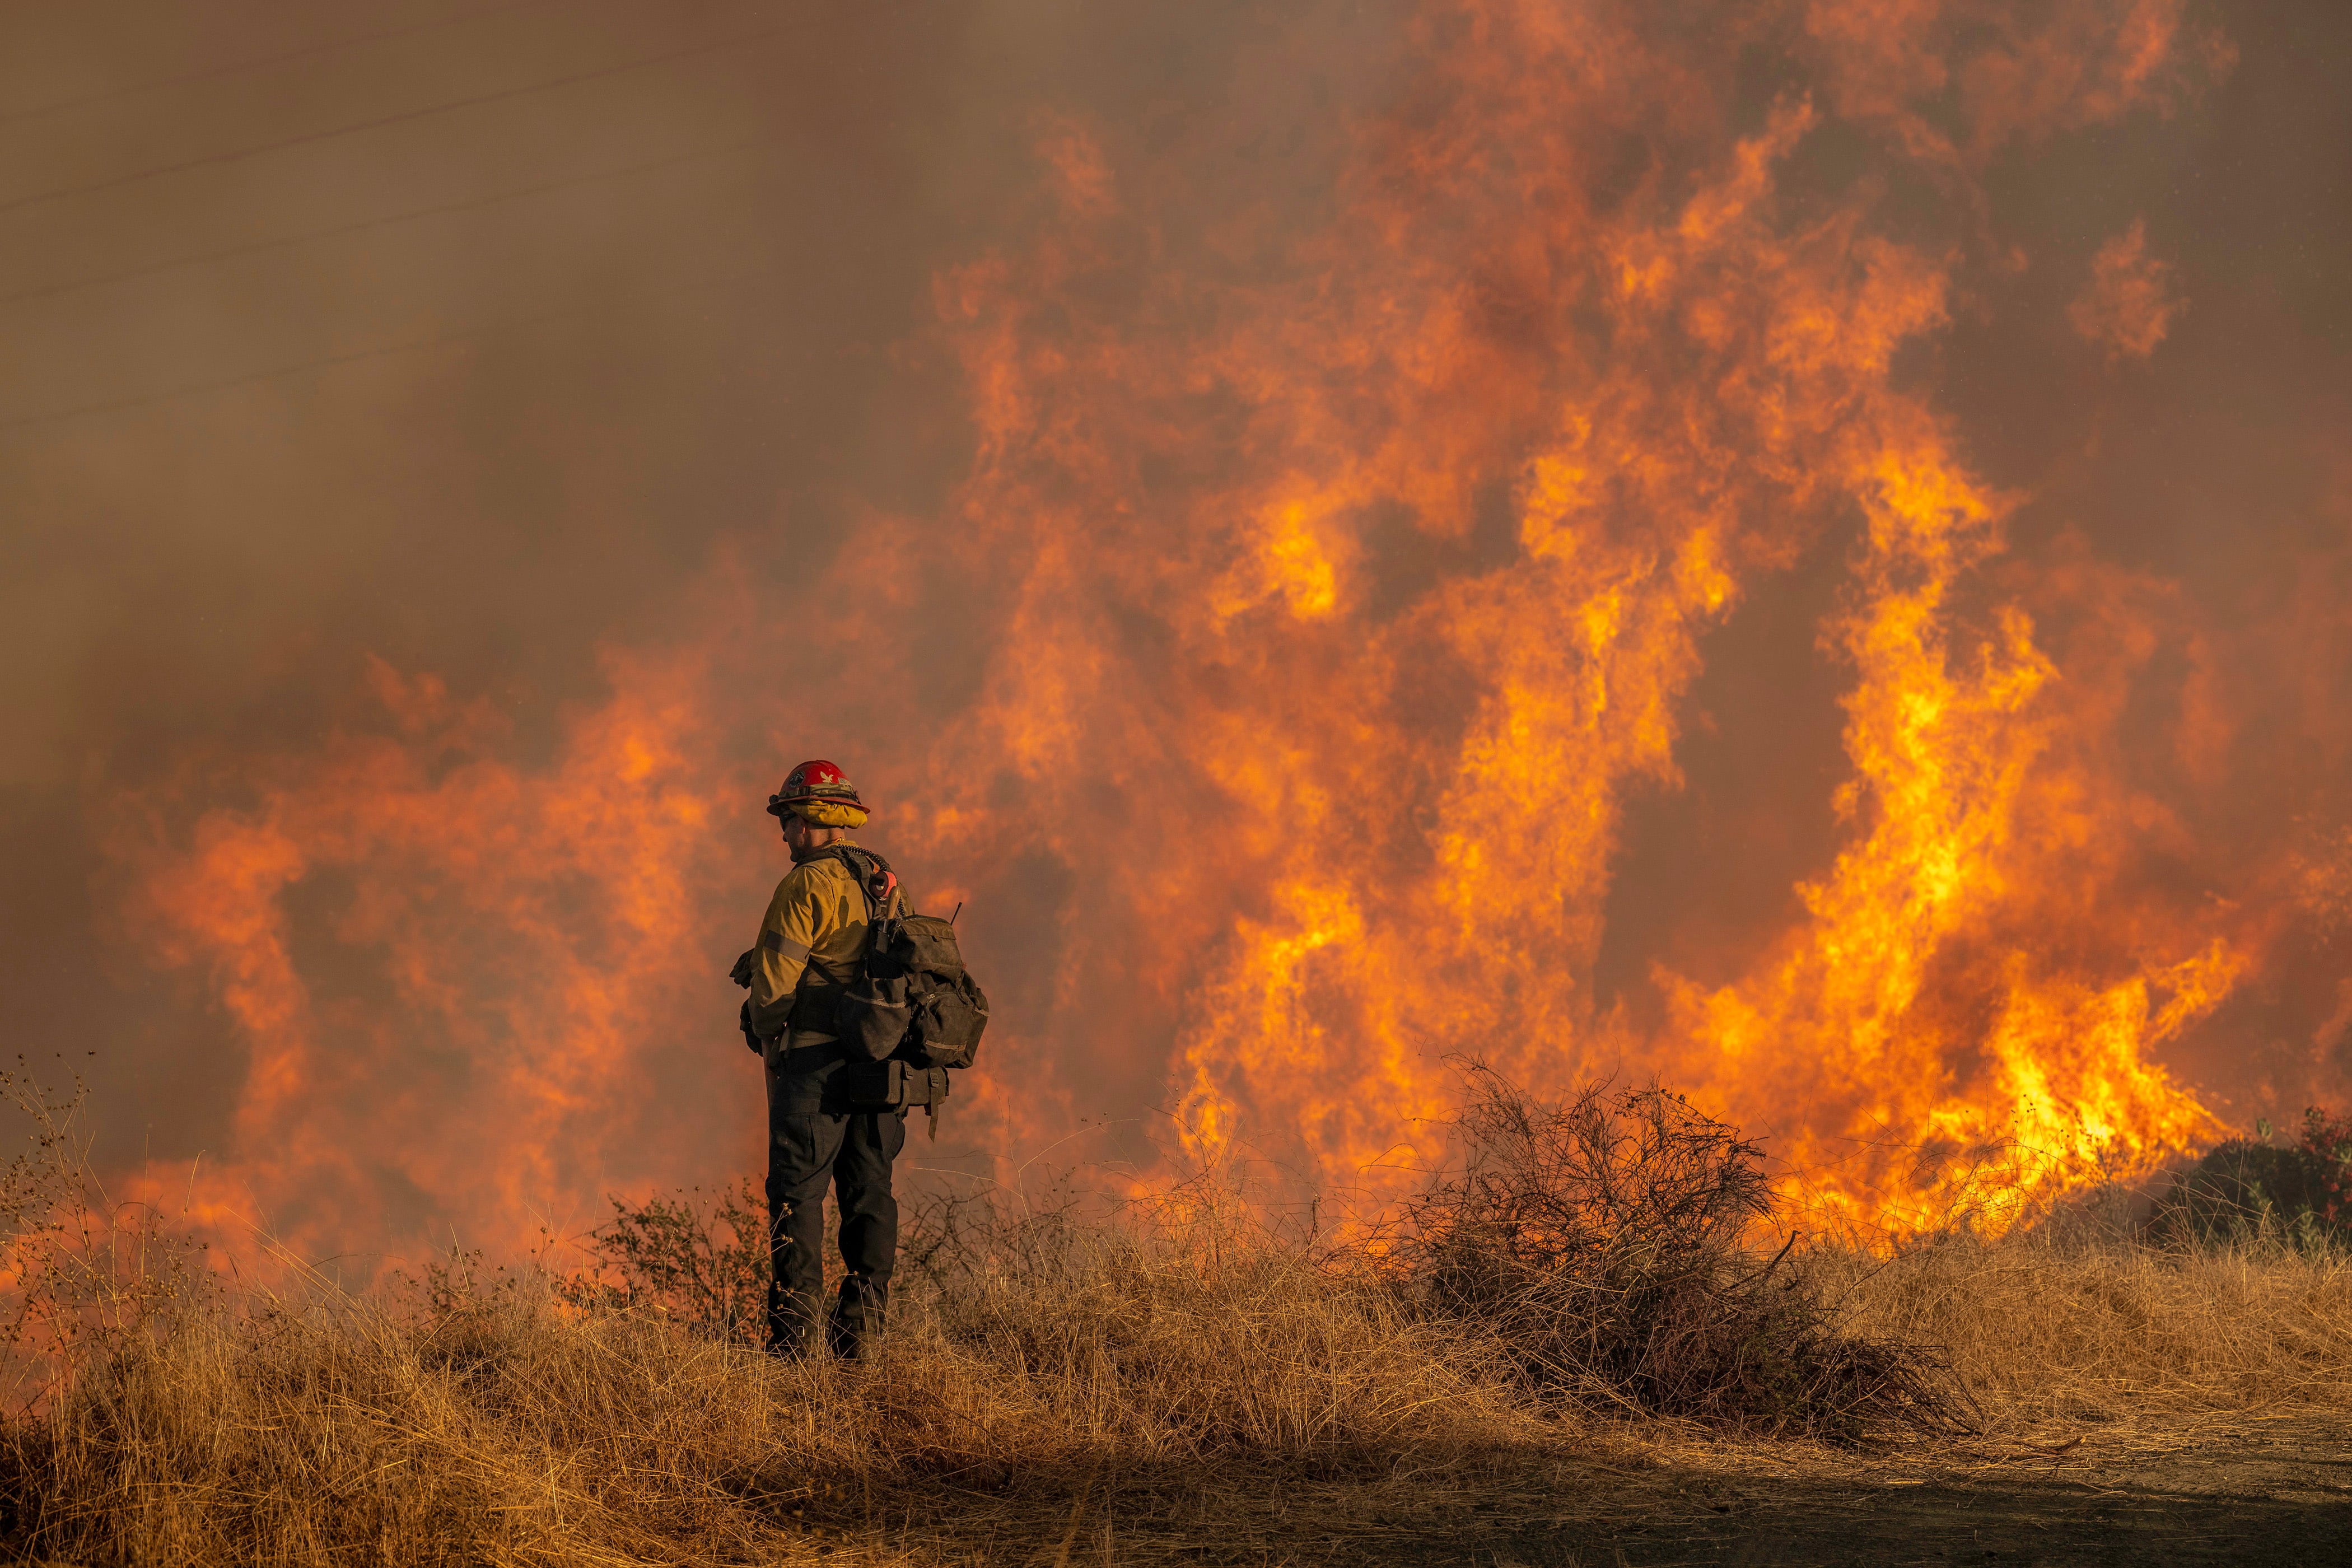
[113,0,2302,1260]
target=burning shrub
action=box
[1378,1070,1976,1441]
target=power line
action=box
[0,262,784,437]
[0,26,781,221]
[0,138,767,310]
[0,1,551,127]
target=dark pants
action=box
[765,1044,906,1354]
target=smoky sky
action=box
[0,0,1386,1175]
[2,0,2349,1212]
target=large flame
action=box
[112,0,2267,1261]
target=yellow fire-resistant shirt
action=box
[743,844,905,1044]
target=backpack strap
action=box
[812,844,898,921]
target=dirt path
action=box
[1482,1417,2352,1567]
[828,1417,2351,1565]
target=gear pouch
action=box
[837,1059,949,1111]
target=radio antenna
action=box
[949,900,963,926]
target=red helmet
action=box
[767,759,865,817]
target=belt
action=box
[774,1032,846,1065]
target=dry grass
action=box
[1816,1228,2352,1437]
[1,1068,2347,1564]
[0,1228,1556,1565]
[3,1224,2346,1565]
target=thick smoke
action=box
[2,0,2347,1264]
[0,0,1316,1247]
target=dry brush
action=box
[0,1068,2344,1565]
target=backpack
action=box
[813,847,989,1130]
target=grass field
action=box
[2,1077,2348,1564]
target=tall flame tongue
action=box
[122,651,740,1250]
[121,0,2243,1259]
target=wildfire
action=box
[114,0,2260,1261]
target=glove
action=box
[740,998,764,1056]
[729,946,759,988]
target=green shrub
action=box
[2152,1112,2351,1250]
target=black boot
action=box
[766,1285,823,1360]
[827,1275,888,1362]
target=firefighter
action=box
[729,759,908,1360]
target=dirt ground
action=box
[1401,1415,2351,1567]
[806,1415,2351,1566]
[1527,1415,2352,1567]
